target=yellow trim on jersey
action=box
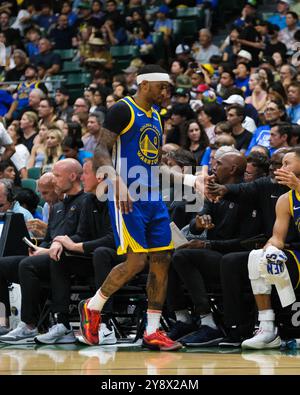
[119,99,135,136]
[153,108,163,131]
[115,217,173,254]
[289,190,294,217]
[126,96,153,118]
[147,242,174,252]
[296,190,300,202]
[116,217,149,255]
[286,250,300,289]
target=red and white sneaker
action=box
[78,299,101,345]
[142,330,183,351]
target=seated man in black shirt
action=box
[34,158,118,345]
[167,151,261,346]
[0,159,86,342]
[30,38,62,76]
[226,104,252,153]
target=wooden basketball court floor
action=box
[1,341,300,375]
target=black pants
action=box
[167,249,223,315]
[0,255,50,325]
[50,247,120,316]
[220,252,254,327]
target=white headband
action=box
[137,72,170,85]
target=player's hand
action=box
[206,178,227,202]
[274,169,300,190]
[115,176,133,214]
[49,241,63,262]
[195,214,215,230]
[194,172,205,196]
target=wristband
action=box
[183,174,196,187]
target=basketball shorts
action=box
[108,198,174,255]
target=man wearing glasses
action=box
[246,100,287,156]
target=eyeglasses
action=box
[74,104,86,107]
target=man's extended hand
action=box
[206,177,227,202]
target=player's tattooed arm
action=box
[94,128,133,214]
[93,128,118,170]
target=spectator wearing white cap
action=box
[175,43,191,63]
[225,104,253,152]
[223,94,257,133]
[237,49,252,64]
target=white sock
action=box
[258,309,275,332]
[201,313,217,330]
[87,289,108,312]
[175,309,192,324]
[146,310,161,335]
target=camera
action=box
[189,61,199,69]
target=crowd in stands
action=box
[0,0,300,349]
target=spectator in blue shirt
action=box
[234,62,251,97]
[32,3,58,32]
[25,27,41,58]
[60,122,93,166]
[287,82,300,124]
[154,5,172,43]
[246,99,286,155]
[61,1,78,26]
[0,179,33,222]
[15,188,43,221]
[233,1,257,28]
[0,89,14,117]
[268,0,290,30]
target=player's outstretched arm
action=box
[159,163,206,196]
